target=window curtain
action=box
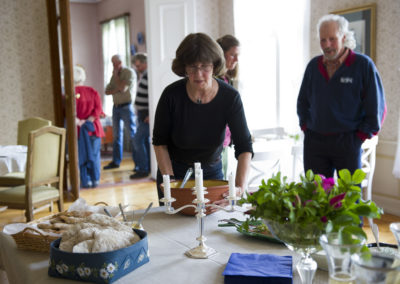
[101,15,130,116]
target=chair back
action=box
[0,125,66,221]
[291,144,304,181]
[25,126,65,186]
[17,117,52,146]
[251,127,286,141]
[361,136,379,201]
[248,128,288,191]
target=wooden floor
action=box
[0,158,160,229]
[0,157,399,245]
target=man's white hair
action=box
[74,65,86,85]
[112,54,122,62]
[317,14,356,50]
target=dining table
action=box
[0,206,329,284]
[0,145,27,176]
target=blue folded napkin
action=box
[223,253,292,284]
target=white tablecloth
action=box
[0,207,328,283]
[0,145,27,176]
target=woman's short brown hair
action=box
[172,33,225,77]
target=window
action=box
[101,15,131,116]
[234,0,310,134]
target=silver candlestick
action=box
[160,185,239,259]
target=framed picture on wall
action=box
[332,3,376,62]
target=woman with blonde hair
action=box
[216,34,240,86]
[217,35,241,179]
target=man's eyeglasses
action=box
[186,64,213,74]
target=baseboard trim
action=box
[372,194,400,216]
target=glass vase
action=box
[264,219,323,284]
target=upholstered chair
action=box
[0,126,65,222]
[0,117,52,187]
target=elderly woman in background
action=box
[217,35,241,179]
[74,65,105,188]
[152,33,253,204]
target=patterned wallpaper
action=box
[196,0,219,39]
[310,0,400,142]
[218,0,235,37]
[0,0,54,145]
[195,0,234,40]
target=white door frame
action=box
[145,0,196,179]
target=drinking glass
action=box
[319,232,366,284]
[352,252,400,283]
[389,223,400,252]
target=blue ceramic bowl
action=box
[48,229,149,283]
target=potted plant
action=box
[239,169,383,283]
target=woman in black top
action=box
[153,33,253,204]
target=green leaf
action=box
[314,174,322,183]
[349,185,362,193]
[305,169,314,181]
[360,245,372,258]
[352,169,366,184]
[338,169,352,183]
[342,226,367,242]
[332,214,355,226]
[353,205,373,216]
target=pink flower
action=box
[322,178,335,192]
[334,202,342,209]
[320,216,328,223]
[304,199,312,206]
[329,193,346,207]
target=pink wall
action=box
[70,0,146,98]
[70,3,103,96]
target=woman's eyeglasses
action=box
[186,64,213,74]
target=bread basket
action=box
[11,227,59,253]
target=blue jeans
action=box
[132,110,150,173]
[112,104,136,165]
[156,159,223,201]
[80,136,101,187]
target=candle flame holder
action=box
[160,187,239,259]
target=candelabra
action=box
[160,165,239,259]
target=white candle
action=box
[194,162,201,175]
[163,174,171,200]
[229,172,235,198]
[194,162,201,188]
[196,170,204,202]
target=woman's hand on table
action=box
[209,187,243,213]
